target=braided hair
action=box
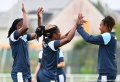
[102,16,115,31]
[35,24,58,41]
[7,18,23,38]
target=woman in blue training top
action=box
[34,13,85,82]
[7,3,43,82]
[32,50,66,82]
[77,13,117,82]
[57,50,66,82]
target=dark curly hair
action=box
[102,16,115,31]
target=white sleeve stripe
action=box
[39,51,43,58]
[101,33,111,45]
[10,31,19,42]
[48,41,57,51]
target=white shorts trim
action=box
[59,74,64,82]
[101,76,107,82]
[17,72,23,82]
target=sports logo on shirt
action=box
[42,41,47,48]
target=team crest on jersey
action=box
[42,41,47,47]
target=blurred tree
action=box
[73,39,90,50]
[66,39,98,74]
[95,0,104,14]
[116,22,120,41]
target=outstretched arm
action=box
[29,7,44,40]
[18,3,28,36]
[60,30,71,40]
[59,13,85,47]
[77,13,107,45]
[37,7,44,26]
[77,25,108,45]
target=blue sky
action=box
[0,0,120,12]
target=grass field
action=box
[0,74,120,82]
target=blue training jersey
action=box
[39,38,60,79]
[38,50,65,75]
[9,30,31,78]
[77,24,117,75]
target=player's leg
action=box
[11,73,18,82]
[11,72,24,82]
[97,73,116,82]
[37,69,57,82]
[107,75,116,82]
[97,73,107,82]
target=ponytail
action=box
[35,24,58,41]
[35,26,45,41]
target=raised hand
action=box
[37,7,44,19]
[77,13,87,25]
[22,3,27,14]
[78,13,83,20]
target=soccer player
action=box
[77,13,117,82]
[35,13,85,82]
[57,50,66,82]
[7,3,43,82]
[32,50,66,82]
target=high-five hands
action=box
[22,3,27,14]
[77,13,87,25]
[37,7,44,19]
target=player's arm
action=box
[32,51,42,82]
[32,63,41,82]
[28,7,44,41]
[37,7,43,26]
[58,22,77,47]
[77,24,111,45]
[76,13,110,45]
[58,62,65,68]
[60,30,71,40]
[59,13,85,47]
[18,3,28,36]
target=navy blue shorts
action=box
[97,73,116,82]
[37,70,57,82]
[57,73,66,82]
[11,72,31,82]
